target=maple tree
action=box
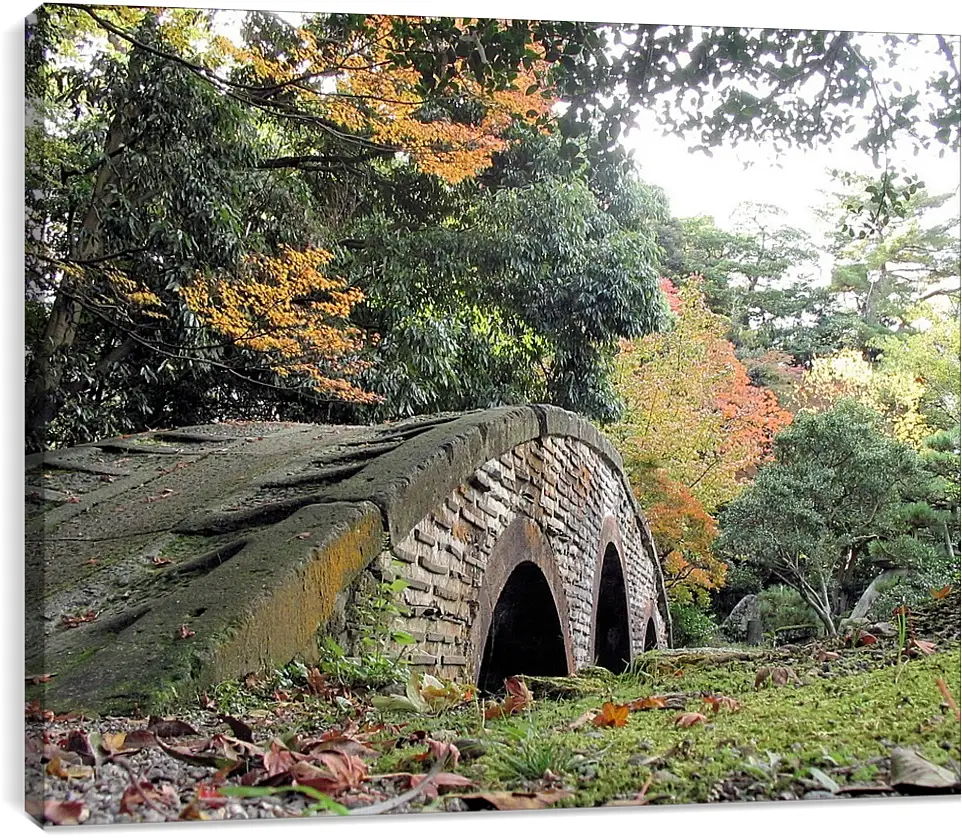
[224,14,553,184]
[180,247,377,405]
[611,278,792,603]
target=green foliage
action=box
[318,572,413,689]
[668,602,720,648]
[716,401,949,634]
[757,585,820,634]
[486,728,580,782]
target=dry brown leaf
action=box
[120,780,178,815]
[593,701,630,728]
[908,638,937,656]
[42,799,89,825]
[567,709,600,730]
[458,789,573,810]
[627,695,668,711]
[814,649,841,662]
[147,717,200,739]
[930,584,953,600]
[61,610,97,628]
[176,624,195,640]
[702,695,741,713]
[45,755,94,780]
[675,712,708,728]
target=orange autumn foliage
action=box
[612,278,792,602]
[222,16,554,184]
[180,246,378,404]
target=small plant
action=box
[318,567,415,688]
[487,728,579,783]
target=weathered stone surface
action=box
[721,595,762,642]
[27,407,671,714]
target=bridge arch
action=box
[28,404,670,713]
[470,515,574,691]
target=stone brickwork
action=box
[372,434,668,682]
[28,405,669,714]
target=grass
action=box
[365,643,961,806]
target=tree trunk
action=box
[24,52,143,451]
[849,568,910,621]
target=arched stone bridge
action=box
[26,405,670,713]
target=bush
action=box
[669,602,720,647]
[758,585,819,634]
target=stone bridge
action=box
[26,405,670,714]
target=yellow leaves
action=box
[180,246,379,404]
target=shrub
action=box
[669,602,719,647]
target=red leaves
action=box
[39,799,89,825]
[592,702,629,728]
[484,676,532,719]
[674,712,708,728]
[61,609,97,628]
[175,624,195,640]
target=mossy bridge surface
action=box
[26,405,670,714]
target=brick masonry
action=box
[371,434,668,681]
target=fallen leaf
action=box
[25,673,53,684]
[593,701,630,728]
[305,667,329,696]
[120,779,178,814]
[814,649,841,662]
[484,675,533,719]
[567,709,599,730]
[675,712,708,728]
[43,799,89,825]
[627,695,668,711]
[702,695,741,713]
[176,624,195,640]
[66,495,81,503]
[930,584,953,599]
[147,717,199,739]
[177,802,209,820]
[857,632,878,647]
[755,666,798,689]
[908,638,937,656]
[25,700,54,722]
[62,730,97,765]
[219,714,254,743]
[61,609,97,628]
[458,789,573,810]
[45,755,94,780]
[889,747,961,794]
[151,556,174,567]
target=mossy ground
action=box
[200,640,961,808]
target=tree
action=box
[715,401,946,635]
[341,129,671,422]
[794,348,934,447]
[23,5,554,449]
[611,280,791,604]
[382,22,961,166]
[612,279,792,512]
[823,176,961,352]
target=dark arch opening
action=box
[478,561,568,693]
[593,544,631,673]
[644,617,658,651]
